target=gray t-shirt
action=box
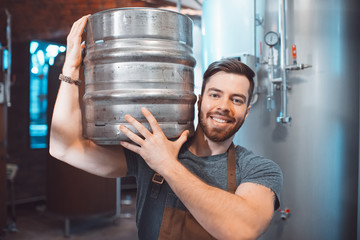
[125,142,283,231]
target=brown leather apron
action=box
[157,144,236,240]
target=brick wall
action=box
[2,0,178,43]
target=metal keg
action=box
[83,8,197,145]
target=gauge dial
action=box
[264,31,279,47]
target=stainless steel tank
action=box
[83,8,196,145]
[202,0,359,239]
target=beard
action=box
[198,106,246,142]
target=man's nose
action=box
[217,97,232,112]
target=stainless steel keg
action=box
[83,8,196,145]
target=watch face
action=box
[264,31,279,46]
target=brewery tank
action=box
[83,8,197,145]
[202,0,360,239]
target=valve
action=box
[278,208,291,220]
[292,44,297,64]
[286,44,312,71]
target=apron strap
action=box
[150,173,164,199]
[227,143,237,194]
[158,143,238,240]
[152,143,237,197]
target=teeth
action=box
[212,117,227,123]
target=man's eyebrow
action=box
[207,87,247,101]
[206,87,222,93]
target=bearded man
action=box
[50,15,283,240]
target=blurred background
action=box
[0,0,359,239]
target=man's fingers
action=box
[124,114,153,139]
[119,125,145,145]
[73,15,90,34]
[120,141,141,155]
[141,107,163,134]
[67,15,90,44]
[176,130,189,149]
[76,14,90,34]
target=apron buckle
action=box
[152,173,164,184]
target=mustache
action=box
[206,110,235,121]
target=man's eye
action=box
[233,98,244,104]
[210,93,219,98]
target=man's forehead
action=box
[205,72,250,93]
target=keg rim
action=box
[89,7,193,22]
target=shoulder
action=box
[234,145,283,209]
[234,145,282,172]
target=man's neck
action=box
[188,127,234,157]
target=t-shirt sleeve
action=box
[124,148,139,177]
[239,152,283,210]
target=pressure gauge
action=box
[264,31,279,47]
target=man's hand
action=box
[119,107,189,175]
[63,14,90,77]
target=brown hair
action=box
[201,58,255,106]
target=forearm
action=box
[50,11,89,155]
[162,161,272,240]
[49,63,83,150]
[49,74,128,177]
[50,86,127,178]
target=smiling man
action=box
[50,15,283,240]
[197,70,251,143]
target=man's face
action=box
[198,71,251,142]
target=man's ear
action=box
[197,95,202,109]
[245,105,251,119]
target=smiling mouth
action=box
[211,116,230,123]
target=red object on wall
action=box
[292,44,297,60]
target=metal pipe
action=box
[177,0,182,12]
[116,178,121,218]
[254,0,256,57]
[277,0,290,123]
[267,47,275,111]
[5,9,11,107]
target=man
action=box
[50,15,282,240]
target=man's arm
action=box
[49,15,127,178]
[163,162,274,240]
[120,107,275,239]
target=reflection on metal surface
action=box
[202,0,360,239]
